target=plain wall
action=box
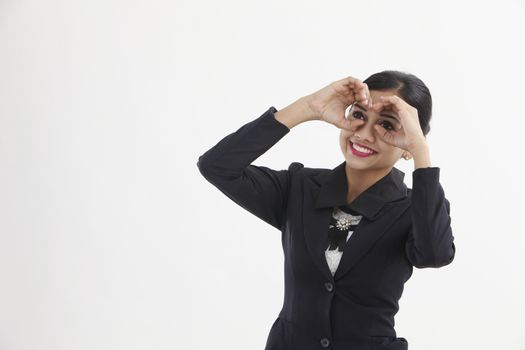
[1,0,524,349]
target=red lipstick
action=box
[348,141,377,158]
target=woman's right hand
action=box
[304,76,372,130]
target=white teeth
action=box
[352,142,374,154]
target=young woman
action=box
[197,70,456,350]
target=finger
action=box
[360,86,372,107]
[374,100,402,120]
[347,118,365,131]
[362,83,372,107]
[373,124,388,141]
[370,101,399,120]
[335,76,364,102]
[339,76,363,90]
[331,82,358,106]
[354,93,368,106]
[395,122,403,131]
[342,77,364,91]
[375,97,395,111]
[339,113,363,131]
[338,118,353,131]
[353,85,369,105]
[343,78,370,106]
[373,124,396,145]
[378,95,406,113]
[370,101,386,111]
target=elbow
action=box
[430,245,455,268]
[409,242,456,269]
[197,154,215,180]
[196,155,208,175]
[435,242,456,267]
[196,155,238,188]
[196,156,218,186]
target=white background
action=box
[1,0,524,349]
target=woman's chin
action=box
[344,157,373,169]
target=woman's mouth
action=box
[348,141,378,158]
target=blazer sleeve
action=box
[405,167,456,268]
[196,106,297,231]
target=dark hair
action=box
[363,70,432,136]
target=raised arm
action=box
[368,92,456,268]
[197,76,373,230]
[196,98,313,230]
[405,167,456,268]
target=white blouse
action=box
[324,206,363,276]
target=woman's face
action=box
[339,89,408,172]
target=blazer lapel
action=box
[303,179,336,280]
[302,161,409,281]
[332,202,409,281]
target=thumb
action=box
[373,124,385,139]
[374,124,394,145]
[348,118,365,131]
[343,119,355,130]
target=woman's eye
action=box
[381,121,395,131]
[351,111,364,119]
[351,111,395,131]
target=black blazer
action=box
[197,106,456,350]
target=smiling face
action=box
[339,89,408,173]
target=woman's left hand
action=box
[370,95,428,153]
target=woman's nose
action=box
[355,123,376,143]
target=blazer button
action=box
[320,337,331,348]
[324,282,334,292]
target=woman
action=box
[197,70,456,350]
